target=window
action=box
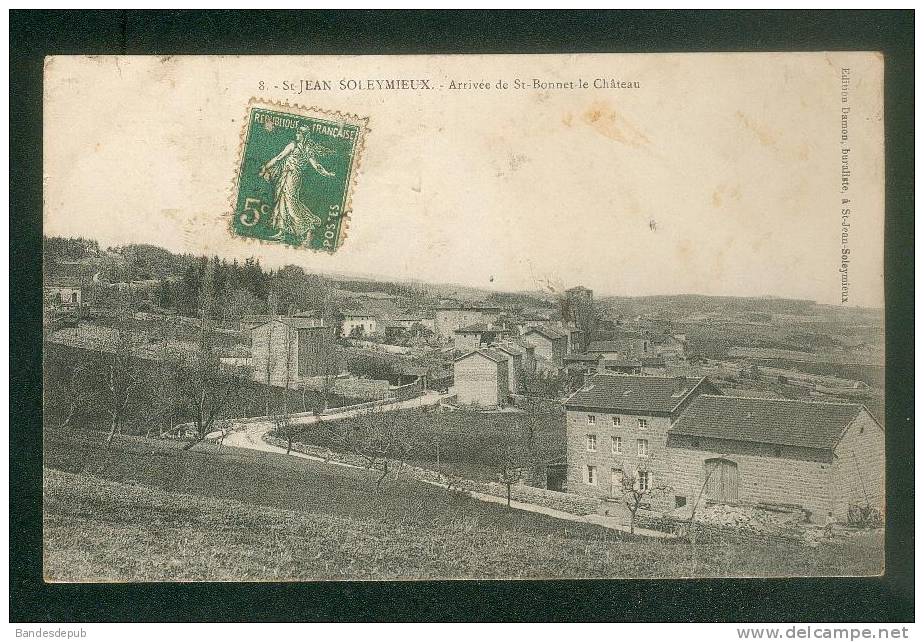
[638,418,649,430]
[612,416,621,427]
[586,465,597,485]
[638,470,651,491]
[675,495,687,508]
[611,436,622,454]
[586,435,597,452]
[637,439,649,457]
[587,414,596,425]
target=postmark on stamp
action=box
[231,100,369,252]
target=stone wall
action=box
[831,410,885,522]
[666,438,833,523]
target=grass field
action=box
[43,430,884,581]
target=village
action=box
[41,236,887,578]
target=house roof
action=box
[525,325,567,340]
[564,374,712,414]
[641,357,666,367]
[437,303,501,312]
[587,339,636,353]
[493,343,524,357]
[252,316,327,330]
[454,348,508,364]
[506,337,535,352]
[670,395,867,450]
[564,353,601,363]
[455,323,511,334]
[602,358,641,368]
[44,277,83,289]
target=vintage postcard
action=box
[42,53,885,582]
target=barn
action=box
[667,395,885,524]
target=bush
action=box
[846,503,883,528]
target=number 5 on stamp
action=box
[230,100,369,252]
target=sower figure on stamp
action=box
[259,124,336,241]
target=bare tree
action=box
[180,261,248,450]
[327,405,414,487]
[105,302,141,446]
[271,392,299,455]
[56,364,96,433]
[613,464,670,535]
[498,445,522,509]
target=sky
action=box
[44,53,884,306]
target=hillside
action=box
[43,431,883,581]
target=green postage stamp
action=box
[231,100,369,252]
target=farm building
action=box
[640,357,668,376]
[587,338,653,360]
[564,373,885,524]
[392,314,435,332]
[500,339,536,374]
[341,310,379,337]
[600,357,642,375]
[251,317,337,388]
[241,315,274,333]
[43,282,82,309]
[453,323,513,351]
[667,395,885,524]
[564,353,602,376]
[492,343,524,394]
[652,333,687,360]
[453,348,510,408]
[523,325,568,368]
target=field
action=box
[42,342,363,436]
[43,430,884,581]
[289,406,566,482]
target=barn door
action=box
[704,458,738,503]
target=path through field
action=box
[221,390,670,539]
[223,390,445,456]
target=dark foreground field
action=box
[43,431,884,581]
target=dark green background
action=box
[11,10,914,623]
[233,109,358,250]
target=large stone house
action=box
[251,317,337,388]
[434,304,501,339]
[453,348,510,408]
[564,373,885,524]
[564,374,719,506]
